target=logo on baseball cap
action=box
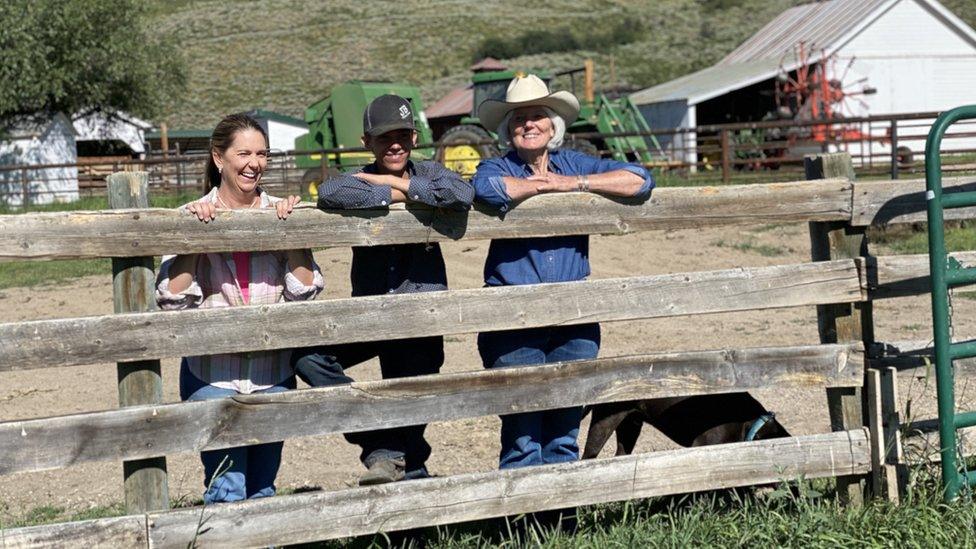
[363,94,417,137]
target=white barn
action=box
[0,113,79,208]
[72,109,154,156]
[630,0,976,167]
[245,109,308,153]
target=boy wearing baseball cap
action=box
[292,94,473,485]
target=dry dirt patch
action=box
[1,224,973,518]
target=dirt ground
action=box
[2,223,975,520]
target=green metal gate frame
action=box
[926,105,976,501]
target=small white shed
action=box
[631,0,976,167]
[0,113,79,208]
[245,109,308,153]
[73,109,153,156]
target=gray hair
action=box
[496,107,566,151]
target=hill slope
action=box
[154,0,976,128]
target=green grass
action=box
[5,473,976,547]
[150,0,829,128]
[872,223,976,256]
[0,258,112,290]
[0,193,199,289]
[3,503,125,529]
[0,192,199,215]
[712,238,790,257]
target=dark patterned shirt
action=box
[317,160,474,296]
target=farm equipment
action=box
[294,81,435,197]
[748,43,882,169]
[435,61,664,176]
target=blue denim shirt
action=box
[472,149,654,286]
[317,160,474,296]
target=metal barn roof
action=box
[719,0,892,65]
[426,85,473,119]
[631,0,976,107]
[630,58,786,107]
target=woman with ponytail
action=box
[155,113,324,504]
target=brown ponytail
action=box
[205,113,269,192]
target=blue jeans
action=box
[478,324,600,469]
[290,336,443,478]
[180,360,296,504]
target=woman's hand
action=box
[275,195,301,219]
[186,200,217,222]
[528,173,578,193]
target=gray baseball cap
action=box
[363,94,417,137]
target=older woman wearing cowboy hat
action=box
[472,74,654,470]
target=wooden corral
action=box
[0,154,971,547]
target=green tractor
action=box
[434,61,664,176]
[294,81,435,199]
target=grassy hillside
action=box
[153,0,976,128]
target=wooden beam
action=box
[0,179,853,261]
[869,338,976,374]
[0,259,865,371]
[145,430,871,547]
[0,515,148,548]
[851,176,976,226]
[807,152,872,506]
[868,252,976,299]
[880,366,906,500]
[0,344,864,476]
[3,430,870,548]
[108,172,169,514]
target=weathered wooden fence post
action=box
[107,172,169,513]
[889,119,899,180]
[720,129,731,184]
[20,167,29,210]
[806,152,874,504]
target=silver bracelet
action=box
[581,174,590,192]
[577,174,585,192]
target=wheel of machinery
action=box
[302,166,340,201]
[436,125,499,176]
[896,146,914,168]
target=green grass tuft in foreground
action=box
[4,471,976,547]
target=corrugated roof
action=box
[630,58,787,106]
[425,85,473,119]
[631,0,906,106]
[471,57,507,72]
[720,0,894,65]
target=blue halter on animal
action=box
[745,412,776,441]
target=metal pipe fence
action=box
[4,111,976,207]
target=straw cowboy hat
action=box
[477,74,580,133]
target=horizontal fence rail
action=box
[0,157,957,544]
[868,252,976,298]
[851,176,976,226]
[0,343,864,476]
[0,259,866,371]
[2,429,871,549]
[0,178,853,261]
[2,252,968,373]
[2,175,975,262]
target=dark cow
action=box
[582,392,790,459]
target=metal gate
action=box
[926,105,976,501]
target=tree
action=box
[0,0,186,124]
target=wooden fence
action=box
[0,153,973,547]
